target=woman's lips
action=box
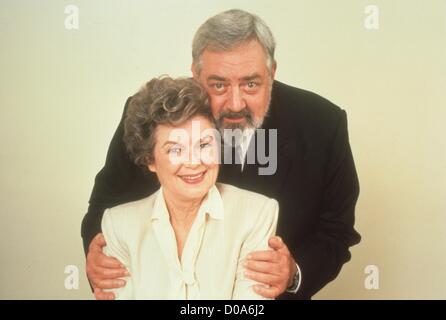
[178,171,206,184]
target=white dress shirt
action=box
[102,183,279,300]
[238,128,255,171]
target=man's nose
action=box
[227,86,246,112]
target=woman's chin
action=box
[178,180,213,199]
[179,188,208,202]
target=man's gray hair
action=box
[192,9,276,74]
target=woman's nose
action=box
[183,161,201,169]
[183,149,202,167]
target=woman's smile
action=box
[178,170,207,184]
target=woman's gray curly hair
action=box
[124,76,214,168]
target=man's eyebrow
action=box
[207,75,227,82]
[240,73,261,81]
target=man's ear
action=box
[191,63,198,80]
[271,60,277,80]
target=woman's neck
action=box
[163,190,203,228]
[162,189,204,260]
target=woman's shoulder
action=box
[104,191,158,222]
[216,182,274,200]
[216,183,278,214]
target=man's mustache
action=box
[218,109,253,120]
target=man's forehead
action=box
[205,73,262,82]
[200,41,267,65]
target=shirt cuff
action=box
[286,262,302,294]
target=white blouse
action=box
[102,183,278,300]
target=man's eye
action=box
[213,83,225,91]
[247,81,257,89]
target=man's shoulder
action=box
[272,80,344,119]
[271,80,347,138]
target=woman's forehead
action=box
[155,116,217,144]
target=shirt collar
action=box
[200,184,224,221]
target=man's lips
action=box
[178,171,206,184]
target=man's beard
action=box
[215,96,271,132]
[215,107,263,147]
[215,84,272,146]
[215,108,257,131]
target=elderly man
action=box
[82,9,360,300]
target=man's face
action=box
[193,40,276,132]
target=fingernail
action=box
[118,280,126,286]
[243,261,248,267]
[124,270,130,276]
[277,236,283,242]
[247,254,252,260]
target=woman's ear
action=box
[148,162,156,173]
[147,155,156,173]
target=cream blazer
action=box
[102,183,279,300]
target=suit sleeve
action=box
[287,110,361,299]
[232,198,279,300]
[81,97,159,255]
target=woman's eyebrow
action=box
[161,141,182,148]
[200,135,214,142]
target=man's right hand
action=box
[86,233,129,300]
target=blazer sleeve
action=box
[101,208,133,300]
[81,97,159,254]
[232,198,279,300]
[286,110,361,299]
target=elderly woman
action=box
[101,76,278,299]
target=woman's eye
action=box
[200,142,211,149]
[169,147,182,155]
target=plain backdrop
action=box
[0,0,445,299]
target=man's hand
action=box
[86,233,129,300]
[244,236,297,298]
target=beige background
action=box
[0,0,445,299]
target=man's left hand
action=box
[244,236,297,298]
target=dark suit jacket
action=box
[81,80,361,300]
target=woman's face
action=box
[148,115,220,203]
